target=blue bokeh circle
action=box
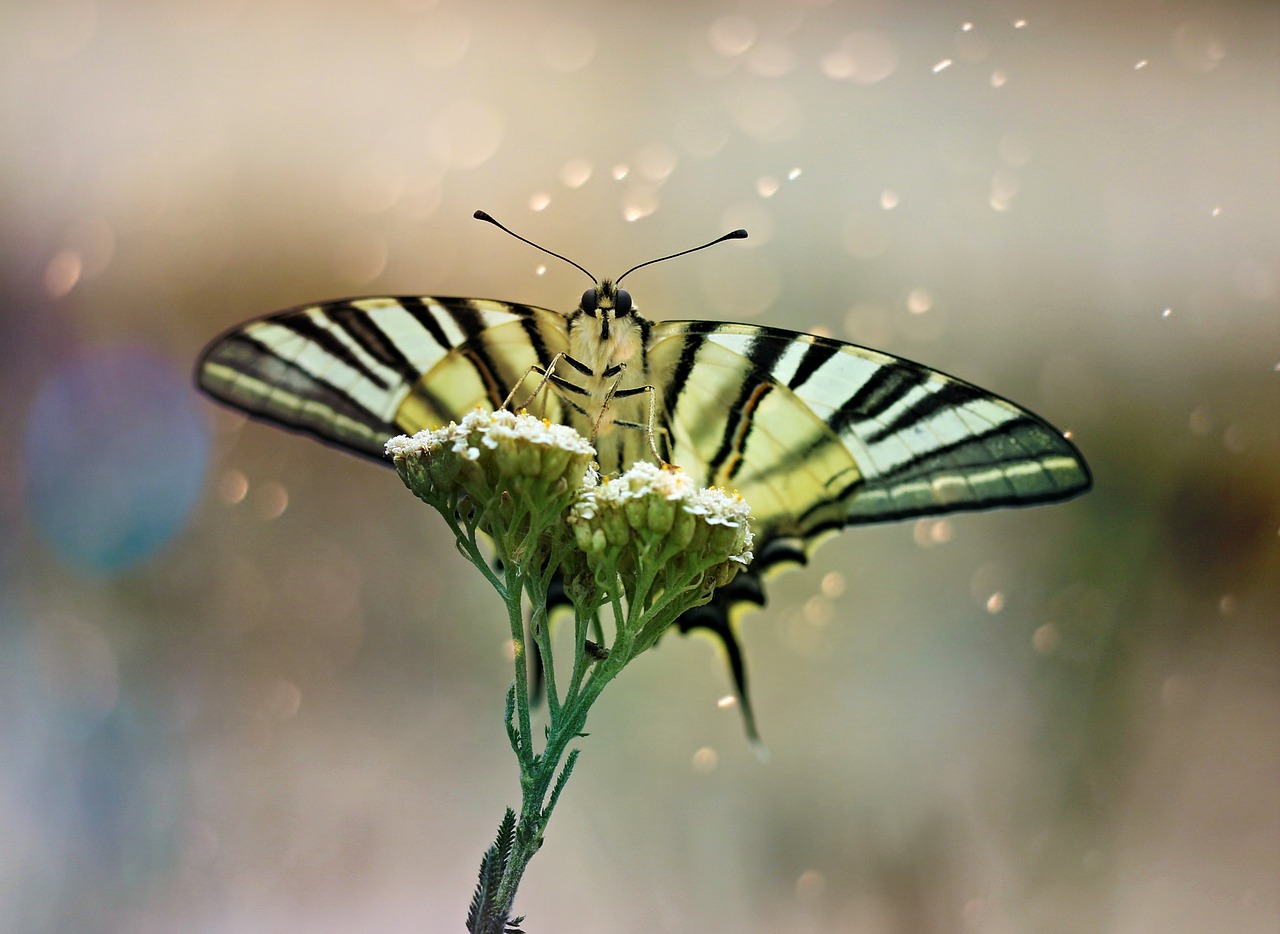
[23,344,212,574]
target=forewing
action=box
[197,296,570,459]
[649,320,1091,539]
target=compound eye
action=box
[581,288,598,314]
[615,289,633,315]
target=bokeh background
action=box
[2,1,1277,931]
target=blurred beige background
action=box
[2,1,1277,932]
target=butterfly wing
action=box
[646,320,1091,736]
[649,320,1091,535]
[196,296,572,458]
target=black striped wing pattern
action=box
[198,295,1091,735]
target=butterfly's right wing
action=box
[197,296,572,460]
[648,320,1091,538]
[645,319,1091,739]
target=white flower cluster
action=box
[388,409,754,599]
[572,461,754,567]
[385,408,595,464]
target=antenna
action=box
[616,228,748,283]
[473,210,595,283]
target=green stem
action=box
[503,564,534,768]
[480,566,652,931]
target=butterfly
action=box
[197,210,1092,737]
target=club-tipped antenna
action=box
[616,228,748,284]
[473,210,595,283]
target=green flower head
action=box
[387,409,597,562]
[570,461,754,618]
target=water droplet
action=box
[725,85,798,141]
[756,176,780,198]
[264,678,302,720]
[427,100,505,170]
[1188,406,1214,435]
[621,191,657,222]
[708,15,756,57]
[970,563,1008,603]
[44,249,82,298]
[1134,59,1149,70]
[844,301,891,347]
[906,288,933,314]
[880,189,899,210]
[253,480,289,521]
[528,191,551,212]
[691,746,719,773]
[795,869,826,901]
[1032,622,1060,654]
[559,157,592,189]
[787,167,802,181]
[716,695,737,709]
[819,31,898,84]
[990,169,1019,211]
[804,596,832,626]
[986,592,1005,614]
[1161,307,1172,319]
[932,58,953,73]
[1172,21,1226,73]
[990,69,1008,87]
[217,469,248,506]
[635,144,677,182]
[64,216,116,277]
[1161,673,1192,709]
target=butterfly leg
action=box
[500,352,570,411]
[609,380,676,468]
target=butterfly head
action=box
[569,278,647,369]
[579,279,635,337]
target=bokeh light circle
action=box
[23,345,212,574]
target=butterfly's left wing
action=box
[196,296,571,458]
[646,320,1092,735]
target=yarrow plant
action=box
[385,409,753,933]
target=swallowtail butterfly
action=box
[197,211,1092,735]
